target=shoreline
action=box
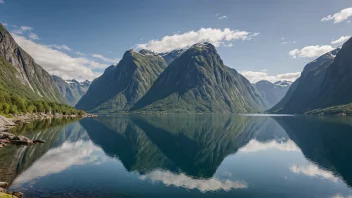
[0,113,97,132]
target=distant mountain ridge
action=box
[52,76,91,106]
[255,80,292,109]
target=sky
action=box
[0,0,351,82]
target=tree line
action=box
[0,85,85,116]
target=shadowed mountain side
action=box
[79,117,176,174]
[76,50,168,113]
[274,116,352,187]
[0,118,80,185]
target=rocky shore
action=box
[0,113,97,132]
[0,113,97,197]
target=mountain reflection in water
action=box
[1,115,351,198]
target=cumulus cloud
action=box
[92,54,120,63]
[239,140,300,153]
[11,33,106,81]
[321,7,352,23]
[331,36,351,45]
[240,70,301,83]
[136,28,259,53]
[140,170,247,192]
[28,32,39,40]
[288,45,335,58]
[290,164,339,182]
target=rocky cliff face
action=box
[76,50,168,112]
[52,76,91,106]
[132,43,268,113]
[0,24,64,103]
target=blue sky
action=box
[0,0,351,82]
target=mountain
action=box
[158,49,186,65]
[255,80,291,109]
[270,48,340,113]
[132,43,268,113]
[52,76,91,106]
[75,49,168,113]
[0,24,64,103]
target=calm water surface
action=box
[1,115,352,198]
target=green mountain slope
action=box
[132,43,268,113]
[0,24,81,115]
[0,24,64,103]
[75,50,168,113]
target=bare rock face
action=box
[0,24,64,103]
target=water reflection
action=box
[1,115,352,197]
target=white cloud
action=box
[28,32,39,40]
[92,54,120,63]
[137,28,258,53]
[347,20,351,24]
[281,37,285,40]
[331,36,350,45]
[20,26,32,31]
[289,45,335,58]
[0,0,4,4]
[11,25,34,35]
[140,170,247,192]
[1,22,7,26]
[11,33,106,81]
[239,140,300,153]
[282,41,288,45]
[290,164,339,182]
[49,44,72,51]
[240,70,301,83]
[218,16,228,20]
[321,7,352,23]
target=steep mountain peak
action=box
[302,48,340,77]
[274,81,292,87]
[257,80,273,85]
[131,41,267,113]
[76,48,168,113]
[0,23,64,103]
[139,49,158,56]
